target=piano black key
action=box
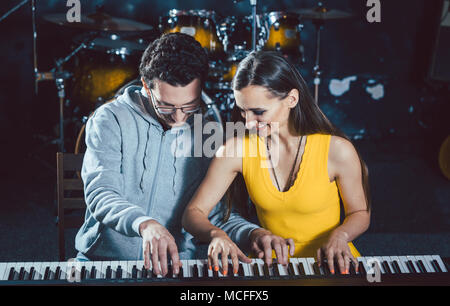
[392,261,401,274]
[287,262,295,276]
[192,264,199,278]
[55,266,61,280]
[203,264,209,278]
[252,263,260,277]
[178,266,184,279]
[382,261,392,274]
[432,260,442,273]
[105,265,112,279]
[228,264,234,278]
[8,267,15,281]
[312,262,321,275]
[80,266,86,280]
[273,264,280,277]
[263,263,270,277]
[406,260,417,273]
[141,265,147,279]
[238,264,245,277]
[116,265,122,279]
[90,266,97,279]
[44,266,50,280]
[417,260,427,273]
[29,267,35,280]
[349,262,357,275]
[358,262,366,275]
[18,267,25,280]
[297,262,306,276]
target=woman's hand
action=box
[208,230,252,276]
[250,228,295,266]
[316,230,358,275]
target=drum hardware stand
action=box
[312,18,324,105]
[0,0,31,23]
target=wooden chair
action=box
[56,152,86,261]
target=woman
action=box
[182,51,371,276]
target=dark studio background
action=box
[0,0,448,262]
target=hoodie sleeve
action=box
[81,107,153,237]
[208,199,261,253]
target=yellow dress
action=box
[242,133,361,258]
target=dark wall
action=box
[0,0,448,178]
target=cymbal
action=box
[43,12,153,32]
[294,7,354,20]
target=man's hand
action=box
[139,219,182,277]
[249,228,295,266]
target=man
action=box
[75,33,288,277]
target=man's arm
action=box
[82,106,153,237]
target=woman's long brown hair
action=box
[224,51,371,221]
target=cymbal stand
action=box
[35,41,89,152]
[250,0,257,51]
[312,18,324,105]
[0,0,30,23]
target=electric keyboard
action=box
[1,255,449,286]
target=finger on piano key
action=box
[432,255,448,273]
[242,260,253,277]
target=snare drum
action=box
[159,9,224,58]
[262,11,303,57]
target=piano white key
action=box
[243,261,253,277]
[406,255,421,273]
[423,255,436,273]
[398,256,411,273]
[277,263,289,276]
[0,263,7,280]
[90,261,102,279]
[414,256,432,273]
[48,262,58,280]
[289,258,300,276]
[298,258,311,275]
[432,255,448,272]
[31,262,42,280]
[135,260,145,278]
[388,256,404,273]
[360,257,373,275]
[181,259,190,278]
[306,258,316,275]
[254,259,265,276]
[4,263,16,280]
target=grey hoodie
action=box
[75,85,260,260]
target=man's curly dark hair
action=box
[139,32,209,88]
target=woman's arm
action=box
[317,136,371,274]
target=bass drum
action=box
[75,79,223,153]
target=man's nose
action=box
[173,108,187,123]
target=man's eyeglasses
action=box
[148,88,201,115]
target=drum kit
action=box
[1,1,354,153]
